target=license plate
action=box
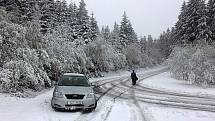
[67,101,82,105]
[66,106,76,110]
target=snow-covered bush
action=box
[85,37,126,72]
[45,27,92,78]
[25,21,43,49]
[0,60,51,92]
[0,47,52,93]
[0,14,53,93]
[168,46,194,80]
[0,68,13,92]
[0,61,39,92]
[125,43,142,69]
[0,19,28,66]
[0,34,2,44]
[168,45,215,86]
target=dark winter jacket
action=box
[131,72,138,81]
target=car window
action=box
[58,75,90,87]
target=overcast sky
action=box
[67,0,185,38]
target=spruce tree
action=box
[69,3,79,40]
[197,0,212,44]
[111,22,120,45]
[40,0,55,34]
[140,36,147,53]
[89,12,99,41]
[119,12,137,46]
[101,25,111,41]
[19,0,31,23]
[112,22,120,39]
[185,0,210,45]
[53,0,63,25]
[207,0,215,43]
[61,0,69,24]
[3,0,23,24]
[68,2,77,40]
[174,1,188,45]
[77,0,90,42]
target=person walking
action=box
[131,70,138,85]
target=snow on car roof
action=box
[63,73,85,76]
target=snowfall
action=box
[0,67,215,121]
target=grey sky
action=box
[67,0,185,38]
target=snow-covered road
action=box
[0,67,215,121]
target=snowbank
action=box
[140,72,215,97]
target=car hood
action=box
[55,86,93,95]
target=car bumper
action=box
[51,97,96,110]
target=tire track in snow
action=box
[129,87,148,121]
[127,102,138,121]
[102,102,114,121]
[107,73,215,112]
[93,68,167,121]
[72,77,128,121]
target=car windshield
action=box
[58,75,90,87]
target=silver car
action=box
[51,73,97,111]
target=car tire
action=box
[92,100,97,110]
[52,106,60,112]
[85,100,97,112]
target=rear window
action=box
[58,75,90,87]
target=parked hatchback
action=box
[51,73,97,111]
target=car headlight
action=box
[86,93,95,98]
[54,91,64,98]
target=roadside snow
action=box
[140,72,215,97]
[144,105,215,121]
[0,90,53,121]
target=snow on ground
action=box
[90,65,166,83]
[143,104,215,121]
[0,89,135,121]
[0,90,53,121]
[106,101,131,121]
[138,71,215,121]
[140,72,215,97]
[0,67,215,121]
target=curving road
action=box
[93,68,215,120]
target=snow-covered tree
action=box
[53,0,63,25]
[125,43,142,69]
[77,0,90,42]
[207,0,215,43]
[184,0,211,45]
[1,0,24,24]
[68,3,79,40]
[174,1,188,45]
[101,25,111,41]
[89,12,99,41]
[119,12,137,47]
[157,28,175,59]
[25,20,43,49]
[168,45,215,86]
[196,0,212,44]
[40,0,55,33]
[111,22,120,40]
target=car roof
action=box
[63,73,85,77]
